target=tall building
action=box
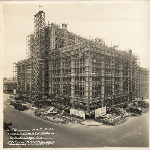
[14,11,147,114]
[139,67,149,100]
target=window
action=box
[75,84,84,96]
[92,77,95,81]
[75,76,85,81]
[63,84,71,95]
[75,68,85,73]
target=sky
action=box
[2,2,150,78]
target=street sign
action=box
[70,108,85,120]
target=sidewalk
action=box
[22,107,103,126]
[80,119,102,126]
[21,108,35,117]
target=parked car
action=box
[133,108,142,115]
[128,106,142,115]
[14,103,24,111]
[10,101,16,106]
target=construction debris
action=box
[95,107,128,126]
[34,107,84,124]
[101,114,127,126]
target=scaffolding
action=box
[13,62,17,92]
[13,11,141,113]
[13,62,17,83]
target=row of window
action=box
[105,90,112,95]
[92,91,101,97]
[75,91,84,96]
[49,77,127,82]
[92,77,101,81]
[92,85,101,90]
[45,65,130,72]
[50,84,126,91]
[50,77,71,82]
[75,76,85,81]
[50,69,71,74]
[92,62,104,67]
[75,68,85,73]
[75,84,84,91]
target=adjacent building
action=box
[139,67,149,100]
[3,80,17,93]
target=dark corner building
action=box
[3,80,17,94]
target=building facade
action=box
[3,81,16,93]
[14,11,146,113]
[139,67,149,100]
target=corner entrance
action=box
[85,114,95,120]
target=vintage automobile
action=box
[14,103,24,111]
[128,106,142,115]
[9,100,16,106]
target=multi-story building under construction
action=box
[14,11,144,113]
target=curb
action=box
[79,122,102,126]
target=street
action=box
[3,94,149,148]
